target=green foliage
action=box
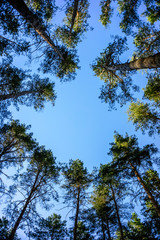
[0,120,36,169]
[62,159,92,195]
[5,145,59,238]
[25,0,56,21]
[143,169,160,199]
[100,0,160,35]
[127,72,160,136]
[62,159,92,239]
[29,213,68,240]
[143,0,160,24]
[125,212,159,240]
[99,0,113,27]
[117,0,142,35]
[75,221,93,240]
[127,101,160,136]
[40,46,79,81]
[1,0,80,84]
[0,60,56,121]
[109,132,157,171]
[0,217,20,240]
[56,0,90,48]
[92,36,139,108]
[144,72,160,107]
[133,23,160,58]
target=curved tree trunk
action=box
[73,187,80,240]
[129,161,160,217]
[110,184,124,240]
[6,0,62,58]
[106,52,160,72]
[7,171,40,240]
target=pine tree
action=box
[62,159,92,240]
[6,146,59,240]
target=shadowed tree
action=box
[99,0,160,33]
[0,217,20,240]
[92,35,160,108]
[127,100,160,136]
[0,61,56,121]
[4,0,79,81]
[56,0,90,48]
[99,164,128,240]
[99,0,113,27]
[94,0,160,108]
[62,159,92,240]
[109,132,160,217]
[29,213,68,240]
[90,184,115,240]
[127,72,160,136]
[0,120,36,170]
[124,212,159,240]
[6,146,59,240]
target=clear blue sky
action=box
[4,0,159,234]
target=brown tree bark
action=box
[105,52,160,72]
[6,0,63,58]
[69,0,79,34]
[129,161,160,217]
[7,171,40,240]
[73,187,80,240]
[110,184,124,240]
[0,90,35,101]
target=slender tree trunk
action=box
[6,0,62,58]
[106,218,112,240]
[129,161,160,217]
[110,184,124,240]
[73,187,80,240]
[0,90,35,101]
[101,217,106,240]
[105,52,160,72]
[7,171,40,240]
[70,0,79,34]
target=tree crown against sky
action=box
[92,0,160,109]
[0,0,160,239]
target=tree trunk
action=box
[73,187,80,240]
[6,0,62,58]
[0,90,35,101]
[106,218,112,240]
[129,161,160,217]
[110,184,124,240]
[70,0,79,34]
[7,171,40,240]
[105,52,160,72]
[101,217,106,240]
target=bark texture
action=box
[70,0,79,34]
[110,184,124,240]
[7,171,40,240]
[7,0,62,58]
[73,187,80,240]
[129,161,160,217]
[0,90,35,101]
[106,52,160,72]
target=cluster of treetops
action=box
[0,0,160,239]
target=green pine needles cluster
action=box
[0,0,160,239]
